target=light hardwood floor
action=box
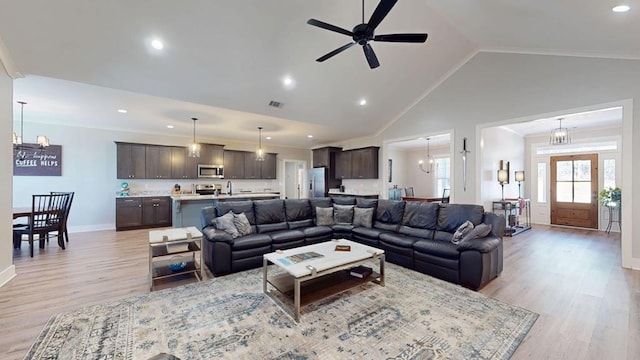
[1,226,638,359]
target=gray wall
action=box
[0,58,15,286]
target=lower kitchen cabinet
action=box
[116,196,172,231]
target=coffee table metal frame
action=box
[262,239,385,322]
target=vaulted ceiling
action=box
[1,1,637,148]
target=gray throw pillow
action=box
[334,204,355,224]
[353,207,374,228]
[214,211,240,238]
[233,212,252,236]
[452,220,474,244]
[460,223,493,243]
[316,207,334,226]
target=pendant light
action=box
[188,117,201,157]
[549,118,571,145]
[13,101,50,149]
[256,126,265,161]
[418,137,433,173]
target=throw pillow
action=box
[316,207,334,226]
[452,220,474,244]
[460,223,493,243]
[214,211,240,238]
[233,212,252,236]
[353,207,374,228]
[334,204,355,224]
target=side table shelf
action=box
[492,199,531,236]
[148,227,204,291]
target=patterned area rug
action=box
[26,264,537,359]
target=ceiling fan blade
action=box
[367,0,398,31]
[316,42,357,62]
[307,19,353,37]
[362,43,380,69]
[374,33,428,43]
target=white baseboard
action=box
[0,264,16,288]
[68,223,115,233]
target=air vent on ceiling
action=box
[268,100,284,109]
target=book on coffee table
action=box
[335,245,351,251]
[349,265,373,279]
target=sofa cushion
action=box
[230,233,272,251]
[352,226,387,239]
[334,204,354,224]
[398,226,434,240]
[257,222,288,233]
[233,212,252,236]
[437,204,484,232]
[269,229,305,244]
[452,220,474,244]
[332,223,355,232]
[303,226,333,238]
[215,201,255,224]
[254,199,286,224]
[402,202,438,229]
[356,198,378,209]
[288,219,314,229]
[379,232,420,248]
[331,196,356,205]
[353,207,374,228]
[375,200,405,223]
[285,199,312,222]
[413,239,460,259]
[214,211,240,238]
[316,207,334,226]
[310,198,332,225]
[460,223,493,243]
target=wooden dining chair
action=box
[51,191,74,243]
[404,187,414,197]
[13,194,67,257]
[442,188,450,203]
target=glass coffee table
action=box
[263,239,385,322]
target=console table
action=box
[492,199,531,236]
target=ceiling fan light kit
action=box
[307,0,428,69]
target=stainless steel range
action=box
[195,184,222,195]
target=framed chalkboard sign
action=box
[13,144,62,176]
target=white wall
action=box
[480,127,525,209]
[12,124,310,232]
[0,56,15,287]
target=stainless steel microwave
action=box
[198,164,224,178]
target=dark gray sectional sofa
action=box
[201,197,505,290]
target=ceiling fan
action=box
[307,0,428,69]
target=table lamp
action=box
[515,171,525,198]
[497,169,508,200]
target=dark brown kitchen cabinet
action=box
[223,150,245,179]
[200,144,225,165]
[312,146,342,168]
[261,153,277,179]
[351,147,379,179]
[244,151,261,179]
[145,145,172,179]
[142,197,172,227]
[115,197,143,230]
[116,143,146,179]
[335,150,352,179]
[171,147,197,179]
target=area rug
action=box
[25,264,537,359]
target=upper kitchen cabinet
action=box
[261,153,277,179]
[171,146,198,179]
[312,146,342,168]
[145,145,172,179]
[200,144,224,165]
[351,147,379,179]
[335,150,352,179]
[223,150,245,179]
[116,142,146,179]
[244,151,261,179]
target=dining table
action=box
[401,196,444,203]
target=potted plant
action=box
[599,187,621,206]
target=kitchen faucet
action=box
[226,181,232,196]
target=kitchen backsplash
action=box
[116,179,279,195]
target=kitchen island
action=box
[171,192,281,229]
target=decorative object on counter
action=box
[188,117,200,158]
[460,137,470,191]
[119,182,130,196]
[172,184,181,195]
[515,171,525,198]
[256,126,265,161]
[550,117,571,145]
[388,185,402,200]
[13,101,50,151]
[418,137,433,173]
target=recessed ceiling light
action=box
[117,109,127,113]
[612,5,630,12]
[266,136,272,140]
[359,99,367,106]
[166,125,174,129]
[283,76,293,86]
[151,39,164,50]
[307,135,313,139]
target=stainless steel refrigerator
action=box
[308,167,340,198]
